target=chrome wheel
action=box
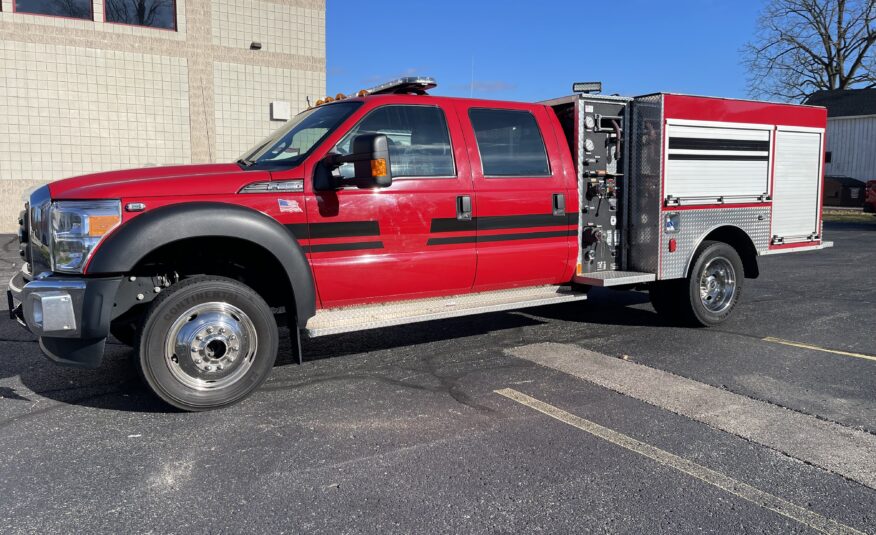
[699,256,736,313]
[164,302,258,391]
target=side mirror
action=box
[322,133,393,189]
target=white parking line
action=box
[496,388,865,535]
[507,342,876,489]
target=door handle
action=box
[552,193,566,216]
[457,195,472,221]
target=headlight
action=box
[50,200,121,273]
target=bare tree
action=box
[106,0,174,27]
[743,0,876,102]
[50,0,91,19]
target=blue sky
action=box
[327,0,765,102]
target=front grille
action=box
[18,205,29,264]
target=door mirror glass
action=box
[322,134,393,189]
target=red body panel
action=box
[866,181,876,212]
[661,94,828,254]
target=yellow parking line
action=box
[763,337,876,362]
[495,388,865,535]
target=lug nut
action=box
[206,327,214,334]
[136,293,145,301]
[219,327,225,334]
[129,276,137,282]
[205,365,213,371]
[216,364,223,371]
[196,335,202,341]
[194,358,202,364]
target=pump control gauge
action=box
[584,138,595,152]
[584,115,596,129]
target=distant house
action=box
[805,89,876,183]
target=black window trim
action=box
[332,103,458,181]
[468,107,553,179]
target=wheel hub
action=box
[699,257,737,313]
[165,302,258,391]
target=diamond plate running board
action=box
[573,271,656,287]
[305,285,587,337]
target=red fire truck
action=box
[8,78,831,410]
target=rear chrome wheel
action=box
[137,276,278,411]
[698,256,737,314]
[650,241,744,327]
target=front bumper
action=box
[7,266,121,368]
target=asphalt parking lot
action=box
[1,222,874,534]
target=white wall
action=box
[824,116,876,181]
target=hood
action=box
[48,163,279,199]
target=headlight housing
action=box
[50,200,121,273]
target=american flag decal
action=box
[278,198,303,213]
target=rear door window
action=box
[334,105,455,178]
[468,109,551,177]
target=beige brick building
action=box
[0,0,326,231]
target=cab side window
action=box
[468,109,551,177]
[334,105,455,178]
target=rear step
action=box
[573,271,656,287]
[305,285,587,337]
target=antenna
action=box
[470,56,475,98]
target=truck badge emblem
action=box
[278,199,303,213]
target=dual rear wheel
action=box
[649,241,744,326]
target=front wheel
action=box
[136,276,279,411]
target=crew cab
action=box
[7,77,832,410]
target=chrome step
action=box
[573,271,656,287]
[305,285,587,337]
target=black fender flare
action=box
[87,202,316,327]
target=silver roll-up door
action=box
[772,128,823,241]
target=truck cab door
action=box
[456,103,576,291]
[296,102,476,308]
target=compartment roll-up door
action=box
[664,122,771,202]
[772,129,823,241]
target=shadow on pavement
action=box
[2,287,662,412]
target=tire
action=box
[649,241,744,326]
[681,241,744,326]
[110,321,137,347]
[648,280,683,317]
[135,275,279,411]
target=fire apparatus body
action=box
[7,78,831,410]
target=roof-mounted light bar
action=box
[573,81,603,94]
[364,77,438,95]
[310,77,438,108]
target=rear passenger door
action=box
[458,104,574,290]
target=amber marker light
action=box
[88,214,121,237]
[371,158,387,177]
[357,89,368,97]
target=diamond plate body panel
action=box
[627,94,663,275]
[660,207,772,279]
[573,271,656,287]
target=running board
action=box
[305,285,587,337]
[573,271,656,287]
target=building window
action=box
[15,0,93,19]
[105,0,176,30]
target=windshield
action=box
[238,101,363,168]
